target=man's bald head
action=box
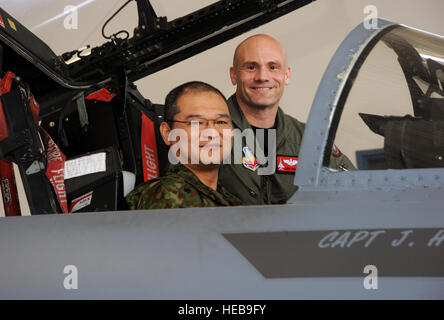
[230,34,291,112]
[232,34,288,70]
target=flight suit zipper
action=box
[261,175,271,204]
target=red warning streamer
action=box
[0,71,67,214]
[85,88,116,102]
[141,113,159,182]
[0,72,19,216]
[0,72,15,141]
[41,129,68,213]
[0,160,21,216]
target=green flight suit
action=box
[126,164,242,209]
[218,95,355,205]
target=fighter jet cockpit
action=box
[329,23,444,171]
[0,1,443,300]
[289,18,444,201]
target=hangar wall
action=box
[137,0,444,122]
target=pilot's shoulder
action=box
[126,174,188,209]
[126,178,161,209]
[280,109,306,134]
[156,173,188,191]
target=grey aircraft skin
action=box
[0,4,443,299]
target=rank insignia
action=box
[242,146,259,171]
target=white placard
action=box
[64,153,106,180]
[70,191,93,212]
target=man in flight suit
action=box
[127,81,241,209]
[219,34,354,205]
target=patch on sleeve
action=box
[332,144,341,157]
[242,146,259,171]
[276,155,298,173]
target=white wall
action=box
[2,0,443,120]
[135,0,444,123]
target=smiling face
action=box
[230,34,290,111]
[160,89,232,166]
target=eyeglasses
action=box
[168,118,232,129]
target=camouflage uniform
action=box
[126,164,242,209]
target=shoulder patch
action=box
[277,155,298,173]
[242,146,259,171]
[332,144,341,157]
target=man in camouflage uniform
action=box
[126,164,240,209]
[126,81,242,209]
[219,34,355,205]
